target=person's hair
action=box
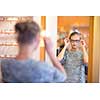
[69,32,81,40]
[15,21,40,45]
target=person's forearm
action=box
[47,50,66,74]
[82,47,88,64]
[57,45,67,61]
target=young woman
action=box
[58,32,88,83]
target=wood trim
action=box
[87,16,94,83]
[41,16,46,30]
[40,47,45,61]
[40,16,46,61]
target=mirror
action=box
[57,16,90,83]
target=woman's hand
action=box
[64,38,70,48]
[80,39,86,49]
[80,39,88,64]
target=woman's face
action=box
[70,34,81,49]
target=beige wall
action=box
[93,16,100,82]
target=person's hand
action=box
[64,38,70,47]
[80,39,86,48]
[80,39,87,51]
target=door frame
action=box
[88,16,94,83]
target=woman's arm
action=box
[57,38,70,61]
[44,37,66,75]
[81,40,88,64]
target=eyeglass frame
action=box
[70,39,81,43]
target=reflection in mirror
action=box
[57,16,89,83]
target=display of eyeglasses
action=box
[0,16,33,58]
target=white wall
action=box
[45,16,57,65]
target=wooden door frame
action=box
[87,16,94,83]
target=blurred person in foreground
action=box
[1,21,66,83]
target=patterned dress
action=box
[60,50,85,83]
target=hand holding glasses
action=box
[80,39,86,47]
[64,38,70,47]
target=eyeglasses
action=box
[70,39,80,43]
